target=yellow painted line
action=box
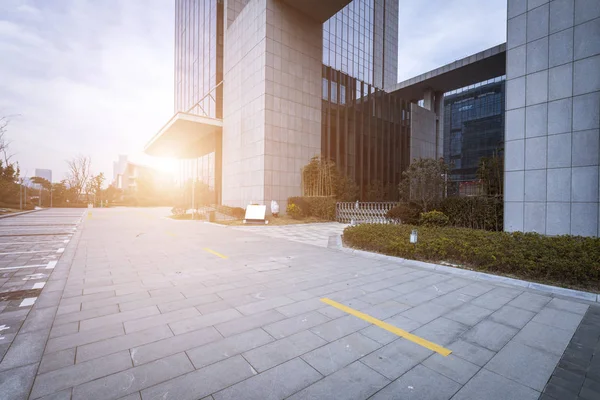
[203,248,228,259]
[166,231,176,237]
[320,298,452,356]
[87,211,92,219]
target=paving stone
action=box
[513,321,573,356]
[553,366,585,388]
[489,305,535,329]
[56,304,81,316]
[169,308,242,335]
[362,300,411,320]
[399,302,450,324]
[448,340,496,367]
[361,338,433,380]
[131,326,222,366]
[357,289,399,305]
[395,287,441,306]
[580,385,600,400]
[451,368,539,400]
[508,292,551,312]
[430,292,475,309]
[384,314,423,332]
[462,320,518,351]
[123,307,199,334]
[46,323,124,353]
[458,283,495,297]
[547,298,589,315]
[370,364,461,400]
[486,341,559,391]
[543,382,578,400]
[38,348,75,374]
[20,306,57,333]
[156,293,221,314]
[235,296,295,316]
[53,304,119,326]
[470,292,513,311]
[317,305,347,319]
[422,353,480,384]
[275,298,324,317]
[186,328,274,369]
[79,305,159,331]
[59,291,115,307]
[359,325,399,345]
[37,388,72,400]
[117,292,185,312]
[214,309,285,337]
[140,355,254,400]
[72,353,193,400]
[411,317,469,346]
[76,324,173,363]
[0,363,38,400]
[0,329,48,371]
[243,330,327,372]
[532,307,584,332]
[547,375,581,395]
[213,358,322,400]
[263,310,331,339]
[287,361,389,400]
[445,303,493,327]
[301,332,381,376]
[30,351,132,399]
[310,314,370,342]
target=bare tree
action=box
[66,155,92,202]
[0,115,15,166]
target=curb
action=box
[0,209,42,219]
[330,234,600,304]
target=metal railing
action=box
[336,201,397,224]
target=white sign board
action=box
[244,204,266,221]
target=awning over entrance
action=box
[144,112,222,159]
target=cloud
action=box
[0,0,174,181]
[397,0,507,82]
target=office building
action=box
[34,169,52,184]
[145,0,600,237]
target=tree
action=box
[86,173,105,204]
[0,117,21,205]
[66,155,91,202]
[398,158,449,212]
[477,151,503,196]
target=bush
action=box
[343,224,600,291]
[287,196,336,220]
[420,210,449,227]
[440,196,503,231]
[386,203,420,224]
[218,205,245,219]
[286,203,303,219]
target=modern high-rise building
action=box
[34,168,52,183]
[145,0,600,237]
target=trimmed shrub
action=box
[386,203,420,224]
[286,203,303,219]
[287,196,336,220]
[440,196,503,231]
[343,224,600,291]
[219,205,245,219]
[420,210,449,227]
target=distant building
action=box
[112,155,128,188]
[34,169,52,183]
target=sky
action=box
[0,0,506,183]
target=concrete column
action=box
[423,88,434,111]
[434,91,444,158]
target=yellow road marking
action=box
[166,231,176,237]
[203,248,228,259]
[87,211,92,219]
[320,298,452,356]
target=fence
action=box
[336,202,397,224]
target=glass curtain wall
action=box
[443,78,506,195]
[322,66,411,200]
[174,0,223,201]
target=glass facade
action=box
[322,66,410,200]
[322,0,403,200]
[174,0,223,118]
[443,77,505,192]
[174,0,223,194]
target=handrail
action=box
[186,81,224,116]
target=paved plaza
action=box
[0,207,599,400]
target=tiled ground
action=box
[233,222,347,247]
[0,209,85,367]
[0,207,597,400]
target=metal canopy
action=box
[281,0,352,22]
[144,112,222,159]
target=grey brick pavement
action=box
[1,207,598,399]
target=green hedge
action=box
[343,224,600,291]
[287,196,336,220]
[440,196,503,231]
